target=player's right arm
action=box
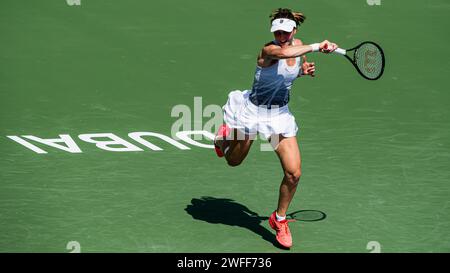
[262,40,338,60]
[263,43,313,60]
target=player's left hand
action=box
[301,61,315,77]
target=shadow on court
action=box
[184,196,284,249]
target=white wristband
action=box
[310,43,320,52]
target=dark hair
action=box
[269,8,306,27]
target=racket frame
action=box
[335,41,385,80]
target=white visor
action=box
[270,18,297,33]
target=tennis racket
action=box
[333,41,385,80]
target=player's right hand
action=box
[319,40,338,53]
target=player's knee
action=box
[284,169,301,186]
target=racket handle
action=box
[334,48,346,55]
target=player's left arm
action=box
[296,39,316,77]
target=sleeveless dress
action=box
[223,40,302,140]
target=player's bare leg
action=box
[268,134,301,248]
[274,135,301,216]
[214,126,253,167]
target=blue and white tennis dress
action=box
[223,41,302,140]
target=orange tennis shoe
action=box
[214,124,231,157]
[269,211,294,248]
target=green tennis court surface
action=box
[1,0,449,252]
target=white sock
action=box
[276,212,286,222]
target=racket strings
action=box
[354,43,384,79]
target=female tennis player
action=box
[214,8,338,248]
